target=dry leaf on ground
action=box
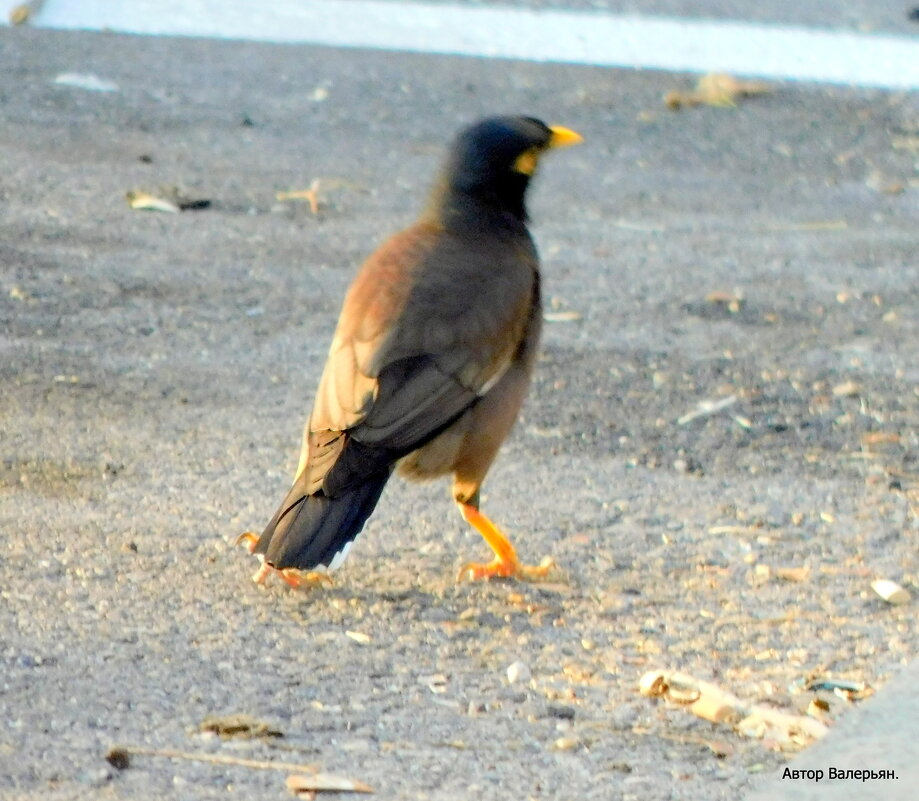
[9,0,43,24]
[665,73,773,109]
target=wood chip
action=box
[345,630,371,644]
[638,670,668,697]
[543,310,582,323]
[775,566,810,583]
[871,579,911,605]
[551,737,580,751]
[126,186,210,213]
[126,190,180,213]
[287,773,374,794]
[807,699,832,723]
[200,714,283,739]
[677,395,738,426]
[861,432,900,446]
[690,693,738,724]
[832,380,861,398]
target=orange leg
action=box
[456,502,554,582]
[235,532,333,589]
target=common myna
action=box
[239,115,582,586]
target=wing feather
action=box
[300,220,537,497]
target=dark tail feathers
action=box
[253,469,391,571]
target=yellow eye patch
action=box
[513,147,541,176]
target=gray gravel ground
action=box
[1,25,918,801]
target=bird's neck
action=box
[425,183,530,234]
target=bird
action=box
[237,115,582,587]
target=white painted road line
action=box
[12,0,919,90]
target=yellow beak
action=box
[548,125,584,148]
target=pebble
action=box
[506,660,531,684]
[547,703,576,720]
[77,767,111,787]
[552,736,580,751]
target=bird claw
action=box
[240,534,334,590]
[280,568,335,590]
[457,555,555,583]
[249,562,334,589]
[235,531,260,553]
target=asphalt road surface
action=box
[1,19,918,801]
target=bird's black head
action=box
[435,115,582,224]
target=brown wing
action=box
[298,220,537,498]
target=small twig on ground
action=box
[113,745,320,773]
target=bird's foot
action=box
[457,555,555,583]
[250,562,334,589]
[279,567,335,589]
[456,501,556,582]
[236,532,333,589]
